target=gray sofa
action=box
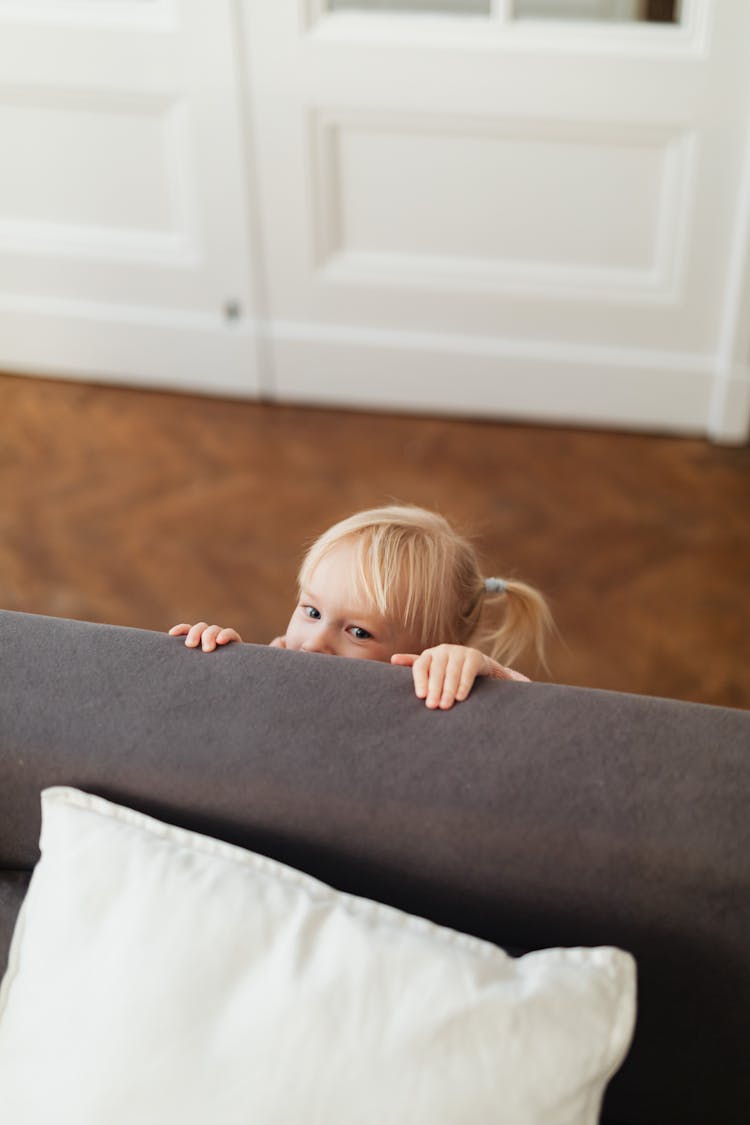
[0,608,748,1124]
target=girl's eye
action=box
[303,606,320,620]
[350,626,373,641]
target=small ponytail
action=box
[473,578,553,671]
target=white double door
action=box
[2,1,749,440]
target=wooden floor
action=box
[2,370,749,709]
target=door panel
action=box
[243,0,750,439]
[0,1,261,396]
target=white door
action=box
[0,0,262,396]
[242,0,750,441]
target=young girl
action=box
[169,504,553,710]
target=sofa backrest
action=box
[1,609,748,1124]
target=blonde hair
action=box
[298,505,553,669]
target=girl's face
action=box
[284,539,419,661]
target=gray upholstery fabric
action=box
[0,608,748,1124]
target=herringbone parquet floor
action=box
[2,371,749,708]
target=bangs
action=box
[297,506,478,650]
[350,526,453,649]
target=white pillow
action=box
[0,788,635,1124]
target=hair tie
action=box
[484,577,506,594]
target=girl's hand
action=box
[269,636,288,648]
[391,644,529,710]
[168,622,243,652]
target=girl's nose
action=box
[301,632,334,655]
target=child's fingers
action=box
[216,628,242,645]
[170,622,241,651]
[409,652,433,702]
[454,651,487,703]
[200,625,224,652]
[454,667,478,702]
[425,651,451,709]
[438,652,467,709]
[184,622,209,648]
[399,647,512,708]
[392,652,430,701]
